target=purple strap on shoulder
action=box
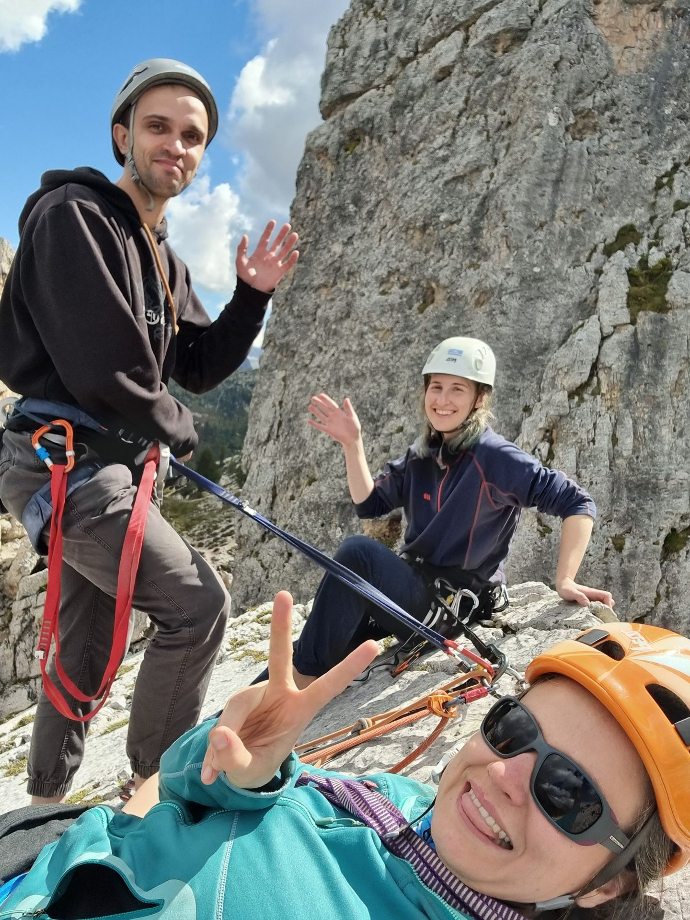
[296,772,527,920]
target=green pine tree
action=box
[194,445,217,482]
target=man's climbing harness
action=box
[29,417,160,722]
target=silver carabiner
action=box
[0,396,17,423]
[504,666,527,691]
[451,587,479,620]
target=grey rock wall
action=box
[0,585,685,916]
[0,241,45,715]
[0,542,154,720]
[0,238,12,293]
[233,0,690,629]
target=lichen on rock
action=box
[231,0,690,645]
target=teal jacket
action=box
[2,720,471,920]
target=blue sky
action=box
[0,0,350,321]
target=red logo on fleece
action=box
[423,493,431,501]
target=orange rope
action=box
[299,708,429,767]
[296,672,485,770]
[388,716,449,774]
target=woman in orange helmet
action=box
[429,619,688,913]
[1,599,688,919]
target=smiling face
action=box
[114,83,208,200]
[432,679,650,905]
[424,374,483,440]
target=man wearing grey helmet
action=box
[0,59,298,802]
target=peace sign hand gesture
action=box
[201,591,378,790]
[236,220,299,293]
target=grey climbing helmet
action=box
[111,58,218,165]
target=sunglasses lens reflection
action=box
[483,700,538,754]
[535,753,604,833]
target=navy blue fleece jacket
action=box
[354,428,595,590]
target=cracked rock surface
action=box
[233,0,690,640]
[0,584,685,917]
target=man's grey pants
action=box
[0,431,230,798]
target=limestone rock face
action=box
[233,0,690,632]
[0,238,14,406]
[0,238,12,294]
[0,584,685,915]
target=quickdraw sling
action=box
[31,419,160,722]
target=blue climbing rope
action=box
[170,458,456,655]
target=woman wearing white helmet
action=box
[276,336,613,689]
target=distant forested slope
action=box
[170,370,256,472]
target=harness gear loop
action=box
[32,424,160,722]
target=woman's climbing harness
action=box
[170,458,508,672]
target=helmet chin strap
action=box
[125,103,156,213]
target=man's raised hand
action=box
[236,221,299,293]
[201,591,378,789]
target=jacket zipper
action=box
[437,464,451,512]
[0,910,47,919]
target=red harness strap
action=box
[33,421,159,722]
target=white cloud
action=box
[155,1,348,320]
[0,0,82,53]
[252,316,267,349]
[227,0,350,229]
[166,174,246,295]
[232,43,294,114]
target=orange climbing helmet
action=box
[526,621,690,874]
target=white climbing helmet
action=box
[422,337,496,388]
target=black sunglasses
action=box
[481,697,630,853]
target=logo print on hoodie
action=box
[143,266,166,339]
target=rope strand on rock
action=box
[296,670,491,771]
